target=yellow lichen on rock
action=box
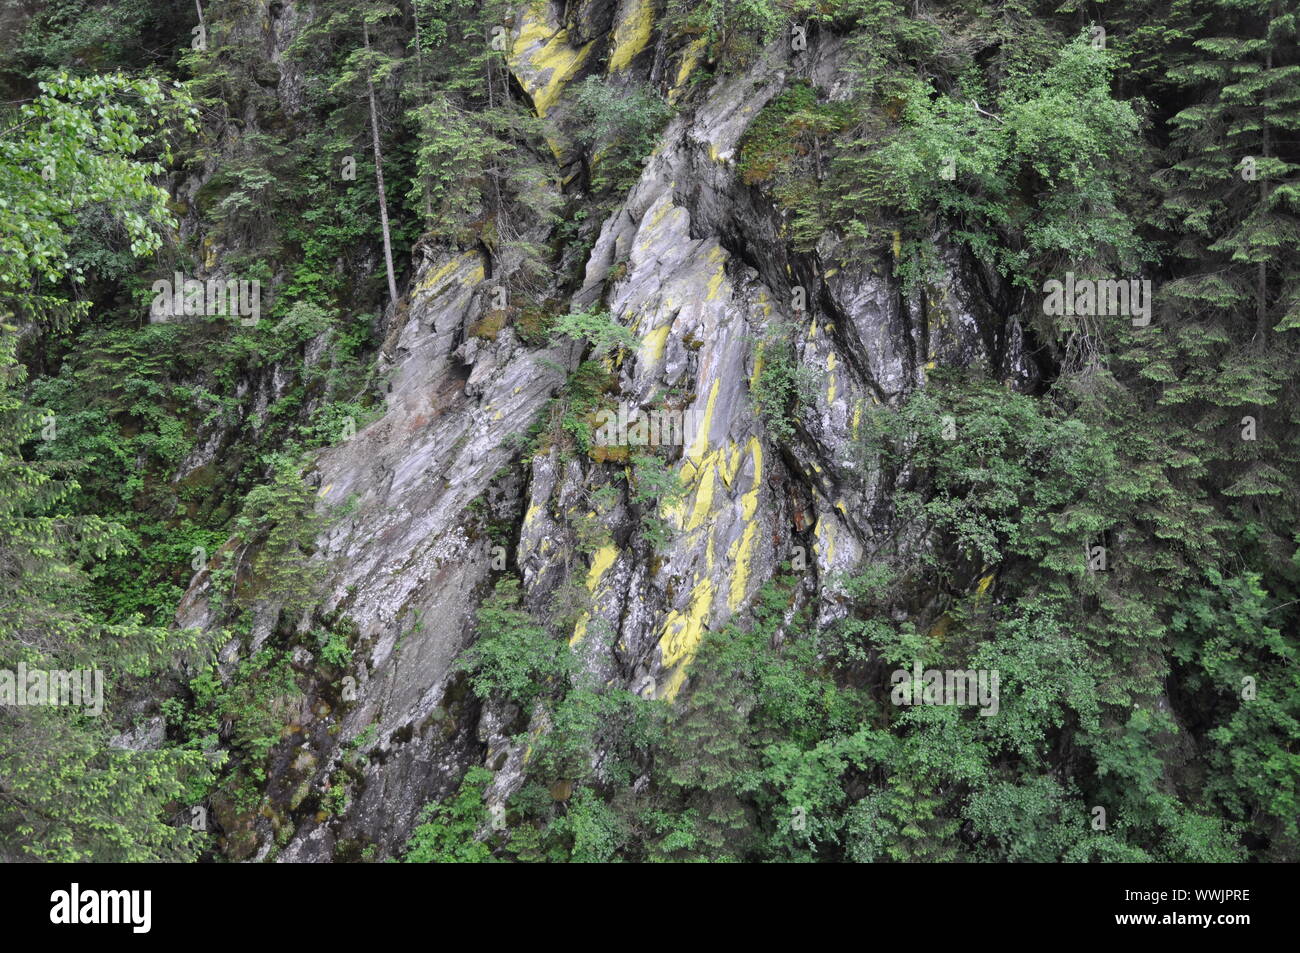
[728,439,764,610]
[684,459,717,531]
[720,441,746,489]
[705,260,728,301]
[729,519,759,612]
[569,612,590,646]
[814,514,836,566]
[570,545,620,646]
[739,439,762,522]
[510,6,595,118]
[686,377,720,462]
[640,325,669,364]
[608,0,654,73]
[418,252,483,294]
[657,577,715,698]
[669,38,706,103]
[749,349,765,390]
[586,544,618,593]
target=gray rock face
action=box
[175,4,1033,862]
[110,716,167,752]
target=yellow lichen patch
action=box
[510,8,595,118]
[739,439,763,521]
[729,518,758,612]
[657,577,715,698]
[826,352,838,404]
[686,377,720,463]
[644,197,676,235]
[685,460,717,532]
[808,318,818,339]
[676,455,699,489]
[720,441,746,489]
[706,266,727,301]
[640,325,670,364]
[569,611,590,646]
[851,401,863,441]
[417,252,478,294]
[317,483,333,499]
[659,666,688,700]
[608,0,654,73]
[891,230,901,260]
[586,544,618,593]
[545,133,570,166]
[813,515,835,566]
[703,247,729,301]
[727,440,764,611]
[669,38,707,103]
[570,545,619,646]
[524,504,542,527]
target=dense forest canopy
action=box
[0,0,1297,863]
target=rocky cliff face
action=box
[175,0,1032,861]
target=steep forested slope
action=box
[1,0,1297,863]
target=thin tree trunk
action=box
[364,20,400,309]
[1257,5,1276,339]
[411,3,433,224]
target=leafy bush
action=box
[456,577,571,707]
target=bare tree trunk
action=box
[364,19,400,310]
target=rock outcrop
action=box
[176,0,1031,861]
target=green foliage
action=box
[628,454,685,554]
[4,0,1298,867]
[550,307,639,358]
[456,577,571,707]
[229,456,328,617]
[0,62,215,861]
[750,322,815,444]
[570,77,672,195]
[738,81,852,187]
[0,72,193,322]
[168,648,300,806]
[665,0,784,71]
[806,36,1151,290]
[404,766,497,863]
